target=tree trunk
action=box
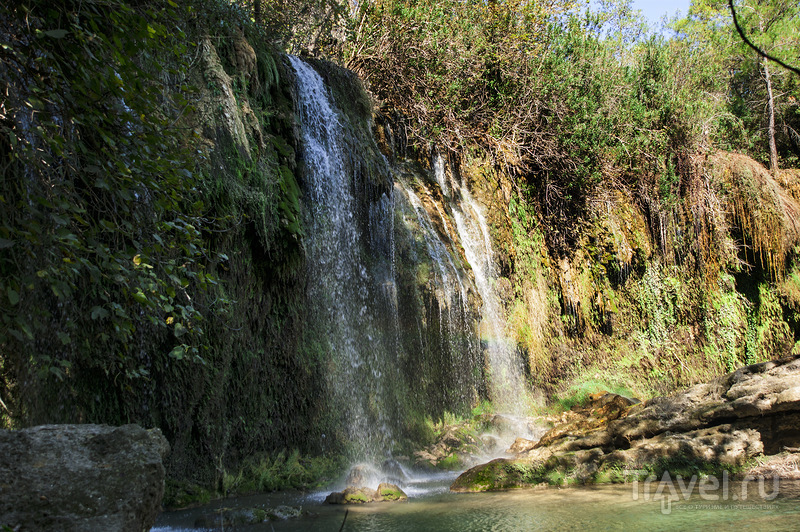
[254,0,262,23]
[763,52,778,173]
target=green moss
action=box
[438,454,464,470]
[593,462,636,484]
[642,455,747,479]
[378,485,408,501]
[552,379,635,412]
[251,508,268,522]
[221,450,345,496]
[344,491,370,503]
[545,470,566,486]
[452,459,554,492]
[163,479,213,509]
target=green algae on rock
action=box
[325,483,408,504]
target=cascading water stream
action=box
[291,54,523,468]
[452,183,531,415]
[397,181,478,408]
[402,185,468,315]
[290,55,397,459]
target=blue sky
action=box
[590,0,692,28]
[631,0,691,26]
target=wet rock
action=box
[452,356,800,492]
[481,434,501,452]
[346,464,376,487]
[507,437,537,455]
[325,486,378,504]
[377,482,408,501]
[325,483,407,504]
[380,458,410,485]
[268,505,303,520]
[486,415,522,436]
[414,449,440,468]
[0,424,169,531]
[450,457,537,492]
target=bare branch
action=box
[728,0,800,76]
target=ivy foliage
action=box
[0,0,219,418]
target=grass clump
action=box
[552,379,636,412]
[642,455,747,479]
[438,454,464,470]
[163,479,213,509]
[222,449,345,495]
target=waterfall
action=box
[290,56,398,459]
[291,55,512,461]
[394,177,481,411]
[452,182,530,415]
[402,186,467,315]
[433,151,449,198]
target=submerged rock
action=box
[194,505,302,528]
[325,483,407,504]
[0,424,169,531]
[452,355,800,492]
[268,505,303,520]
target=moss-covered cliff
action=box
[0,0,486,491]
[455,148,800,406]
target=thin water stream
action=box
[452,181,530,415]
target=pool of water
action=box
[154,475,800,531]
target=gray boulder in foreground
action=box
[0,424,170,531]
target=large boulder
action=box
[0,424,169,531]
[452,355,800,492]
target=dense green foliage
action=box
[0,0,213,421]
[0,0,324,488]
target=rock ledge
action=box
[452,356,800,492]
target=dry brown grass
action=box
[708,152,800,280]
[745,451,800,480]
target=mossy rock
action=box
[163,479,213,509]
[325,483,408,504]
[377,483,408,501]
[344,488,375,504]
[325,486,378,504]
[450,458,546,492]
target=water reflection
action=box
[155,479,800,531]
